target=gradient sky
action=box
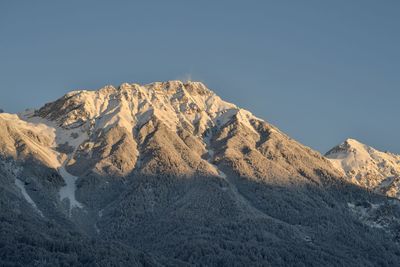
[1,1,399,154]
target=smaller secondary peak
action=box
[325,138,366,157]
[325,137,400,199]
[342,138,372,154]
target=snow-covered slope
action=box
[26,81,265,178]
[23,81,339,183]
[0,112,88,215]
[2,81,400,265]
[0,113,60,168]
[326,138,400,198]
[2,80,342,213]
[35,81,250,135]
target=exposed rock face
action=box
[0,81,400,266]
[326,138,400,198]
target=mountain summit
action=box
[1,81,400,266]
[20,80,341,188]
[326,138,400,198]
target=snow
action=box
[203,130,214,157]
[327,138,400,198]
[217,169,227,179]
[213,109,259,134]
[203,128,227,179]
[347,202,387,229]
[13,81,267,212]
[19,111,87,213]
[1,112,56,140]
[27,81,261,140]
[18,82,264,161]
[58,163,83,213]
[200,120,270,218]
[19,109,88,214]
[327,139,372,174]
[19,110,87,150]
[1,112,61,169]
[15,178,44,217]
[57,133,87,215]
[0,160,43,216]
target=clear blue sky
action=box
[1,1,399,154]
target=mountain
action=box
[326,138,400,198]
[1,81,400,266]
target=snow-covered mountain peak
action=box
[326,138,373,157]
[344,138,365,147]
[14,80,271,179]
[326,138,400,198]
[33,81,254,136]
[3,80,400,266]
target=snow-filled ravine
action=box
[58,163,83,214]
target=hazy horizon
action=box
[1,0,399,154]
